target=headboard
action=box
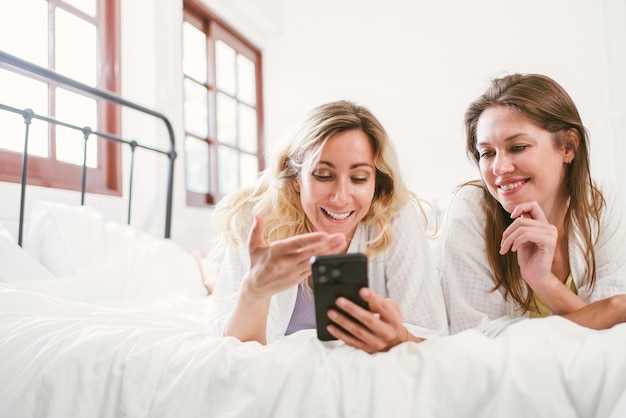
[0,50,177,245]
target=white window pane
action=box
[218,145,239,195]
[216,93,237,146]
[63,0,97,17]
[0,0,48,66]
[183,22,207,83]
[0,112,48,158]
[239,153,259,189]
[55,125,98,167]
[185,137,210,194]
[0,69,49,156]
[55,88,98,167]
[215,40,236,95]
[184,79,208,137]
[0,69,49,116]
[238,104,257,153]
[55,8,97,85]
[237,54,256,105]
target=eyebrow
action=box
[318,161,374,170]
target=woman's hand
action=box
[225,214,345,343]
[500,201,559,291]
[244,214,346,298]
[500,201,586,314]
[326,288,424,353]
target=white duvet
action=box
[2,289,626,416]
[1,235,626,417]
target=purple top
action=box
[285,283,316,335]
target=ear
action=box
[292,179,301,193]
[563,128,579,164]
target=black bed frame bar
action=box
[0,50,177,245]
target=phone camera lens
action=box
[318,275,328,284]
[318,265,327,274]
[331,268,341,278]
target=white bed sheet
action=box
[1,277,625,418]
[1,207,625,418]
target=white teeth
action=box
[500,181,525,191]
[323,208,351,221]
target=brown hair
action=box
[463,73,604,312]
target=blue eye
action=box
[479,151,494,159]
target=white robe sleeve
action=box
[205,238,250,337]
[434,186,524,336]
[575,179,626,301]
[372,202,449,338]
[206,235,298,343]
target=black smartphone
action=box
[310,253,369,341]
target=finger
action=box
[276,234,345,267]
[247,214,266,253]
[327,309,376,344]
[326,324,372,353]
[358,288,387,314]
[510,201,548,222]
[501,222,556,254]
[327,310,389,353]
[334,296,381,330]
[276,231,332,254]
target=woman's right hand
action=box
[226,214,345,343]
[244,214,346,299]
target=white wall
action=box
[260,0,626,216]
[2,0,625,251]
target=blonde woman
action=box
[207,100,447,353]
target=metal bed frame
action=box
[0,50,177,246]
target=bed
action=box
[2,51,626,418]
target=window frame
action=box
[0,0,122,196]
[183,0,265,206]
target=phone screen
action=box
[310,253,369,341]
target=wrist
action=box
[240,276,272,305]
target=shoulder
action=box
[390,199,430,232]
[594,177,624,207]
[444,183,486,224]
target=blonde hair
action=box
[212,100,428,260]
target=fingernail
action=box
[328,310,338,319]
[336,297,347,307]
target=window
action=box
[183,0,264,206]
[0,0,121,195]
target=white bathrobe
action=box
[435,180,626,336]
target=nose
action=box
[492,152,514,176]
[329,178,350,205]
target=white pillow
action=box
[24,201,105,278]
[103,220,155,258]
[0,222,56,282]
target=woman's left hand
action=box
[326,288,422,353]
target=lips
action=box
[498,179,527,192]
[322,208,353,221]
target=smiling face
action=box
[295,129,376,243]
[475,106,575,217]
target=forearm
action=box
[224,280,272,344]
[561,295,626,330]
[531,274,586,315]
